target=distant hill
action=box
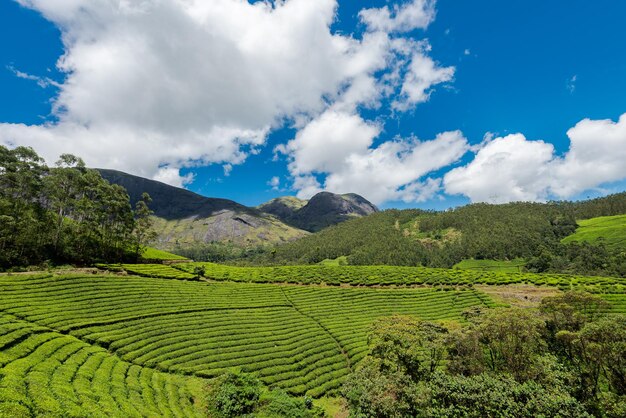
[267,193,626,272]
[259,191,378,232]
[98,169,307,249]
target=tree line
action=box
[0,146,154,269]
[257,197,626,277]
[343,292,625,417]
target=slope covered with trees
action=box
[0,146,154,269]
[263,195,626,277]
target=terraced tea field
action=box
[0,273,495,416]
[0,312,205,417]
[163,262,626,293]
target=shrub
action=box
[208,371,262,417]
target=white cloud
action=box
[393,50,454,110]
[444,113,626,203]
[7,65,61,89]
[4,0,448,187]
[286,111,469,203]
[268,176,280,190]
[567,75,577,93]
[153,166,195,188]
[359,0,436,33]
[552,113,626,197]
[444,134,554,203]
[284,110,381,176]
[322,129,468,203]
[293,175,323,199]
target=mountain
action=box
[98,169,249,220]
[259,191,379,232]
[98,169,307,249]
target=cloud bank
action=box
[2,0,454,192]
[444,114,626,203]
[3,0,626,204]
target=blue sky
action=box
[2,0,626,209]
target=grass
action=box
[141,247,189,261]
[453,258,527,273]
[0,311,206,417]
[562,214,626,250]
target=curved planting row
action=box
[0,313,205,417]
[170,263,626,293]
[0,274,492,398]
[283,286,495,383]
[0,275,287,331]
[98,264,197,280]
[601,294,626,314]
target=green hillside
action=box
[453,258,527,273]
[141,246,189,261]
[3,266,626,416]
[262,194,626,277]
[562,214,626,250]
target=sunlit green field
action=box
[0,272,495,416]
[562,214,626,250]
[141,247,189,261]
[453,258,526,273]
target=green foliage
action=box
[257,390,326,418]
[133,192,157,260]
[263,195,626,277]
[342,294,626,417]
[0,273,491,399]
[420,372,590,418]
[0,311,206,417]
[368,316,447,381]
[141,246,189,261]
[453,258,526,273]
[0,145,155,268]
[174,242,268,263]
[208,371,262,417]
[447,308,547,382]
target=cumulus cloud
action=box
[552,114,626,197]
[444,113,626,203]
[278,0,457,203]
[285,111,469,204]
[443,134,554,203]
[267,176,281,190]
[3,0,452,188]
[359,0,436,33]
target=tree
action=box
[448,308,546,382]
[133,192,157,260]
[207,371,262,417]
[368,315,448,381]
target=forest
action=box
[247,196,626,277]
[0,145,153,269]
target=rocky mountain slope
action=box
[99,170,378,250]
[98,169,307,249]
[258,191,379,232]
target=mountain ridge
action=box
[258,191,379,232]
[97,169,378,249]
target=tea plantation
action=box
[0,272,496,416]
[167,262,626,293]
